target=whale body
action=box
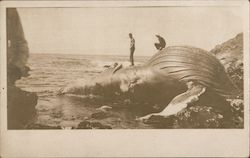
[60,46,239,98]
[59,46,242,119]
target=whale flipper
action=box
[137,81,206,121]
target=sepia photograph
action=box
[6,5,246,130]
[1,1,249,157]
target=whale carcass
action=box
[59,46,240,120]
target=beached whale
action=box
[59,46,240,121]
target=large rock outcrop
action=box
[175,33,244,128]
[210,33,243,90]
[7,8,37,129]
[144,33,244,128]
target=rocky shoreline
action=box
[7,8,244,129]
[7,9,38,129]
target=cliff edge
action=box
[7,9,38,129]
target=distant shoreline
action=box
[29,53,151,58]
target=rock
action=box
[60,121,79,129]
[77,120,112,129]
[207,33,244,128]
[210,33,243,64]
[142,115,176,129]
[25,123,61,129]
[91,111,108,119]
[7,86,37,129]
[143,103,243,129]
[7,8,30,86]
[175,106,225,128]
[77,121,92,129]
[210,33,243,91]
[7,9,38,129]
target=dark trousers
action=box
[155,43,163,50]
[130,47,135,66]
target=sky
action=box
[17,7,243,56]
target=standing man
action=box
[129,33,135,66]
[154,34,166,50]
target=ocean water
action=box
[16,53,152,129]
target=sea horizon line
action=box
[29,52,152,57]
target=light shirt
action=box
[130,38,135,48]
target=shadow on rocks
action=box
[77,120,112,129]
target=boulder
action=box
[7,8,38,129]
